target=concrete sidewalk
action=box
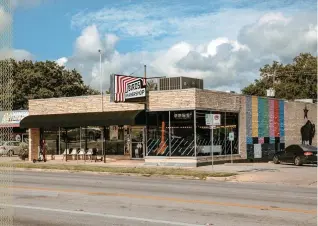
[198,162,317,187]
[2,156,317,187]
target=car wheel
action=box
[273,155,280,164]
[294,156,303,166]
[33,159,36,163]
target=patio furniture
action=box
[78,148,85,160]
[62,149,70,160]
[70,148,78,160]
[85,149,93,161]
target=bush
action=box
[18,142,28,161]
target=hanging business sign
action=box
[125,79,146,100]
[0,110,29,127]
[110,74,147,103]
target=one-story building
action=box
[20,76,317,167]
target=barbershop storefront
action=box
[21,88,317,166]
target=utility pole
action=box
[98,50,104,163]
[99,49,103,112]
[144,65,148,158]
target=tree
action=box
[0,59,99,110]
[242,53,317,100]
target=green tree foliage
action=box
[242,53,317,100]
[0,59,99,110]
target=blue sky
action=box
[13,0,316,61]
[3,0,317,91]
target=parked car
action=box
[0,141,25,156]
[273,144,317,166]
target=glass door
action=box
[130,126,145,159]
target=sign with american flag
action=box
[110,74,147,103]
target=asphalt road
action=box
[0,171,316,226]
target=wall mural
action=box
[301,105,315,145]
[246,96,285,160]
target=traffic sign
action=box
[229,132,234,141]
[205,114,221,126]
[205,114,213,126]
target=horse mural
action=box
[300,120,315,145]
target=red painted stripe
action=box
[274,100,280,137]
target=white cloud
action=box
[62,9,317,92]
[0,48,33,61]
[0,6,12,34]
[56,57,68,66]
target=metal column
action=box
[169,111,171,157]
[194,110,197,157]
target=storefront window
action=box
[105,126,125,155]
[196,110,239,156]
[146,111,170,156]
[170,110,195,157]
[43,128,59,155]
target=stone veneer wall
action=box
[284,101,317,147]
[28,128,40,161]
[28,95,143,115]
[147,89,196,111]
[29,89,197,115]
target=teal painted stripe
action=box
[263,98,269,137]
[279,100,285,137]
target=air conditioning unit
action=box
[158,77,204,91]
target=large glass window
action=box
[105,126,125,155]
[146,111,170,156]
[43,128,59,155]
[196,110,239,156]
[170,110,195,157]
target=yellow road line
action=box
[4,185,317,215]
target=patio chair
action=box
[85,149,93,161]
[62,149,70,160]
[70,148,78,160]
[78,148,85,160]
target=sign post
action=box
[229,132,234,164]
[205,113,221,170]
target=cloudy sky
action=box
[0,0,317,92]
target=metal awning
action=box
[20,110,146,128]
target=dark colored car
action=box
[273,144,317,166]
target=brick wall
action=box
[285,101,317,147]
[29,95,143,115]
[29,89,197,115]
[28,128,40,161]
[195,89,241,111]
[239,96,247,159]
[148,89,196,111]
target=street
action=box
[0,171,316,226]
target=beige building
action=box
[21,86,317,167]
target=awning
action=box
[20,110,146,128]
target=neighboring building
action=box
[0,110,29,143]
[20,76,317,166]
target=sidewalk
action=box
[197,162,317,187]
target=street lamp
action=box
[98,49,103,111]
[98,50,105,163]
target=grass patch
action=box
[0,162,236,180]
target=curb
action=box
[0,167,220,181]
